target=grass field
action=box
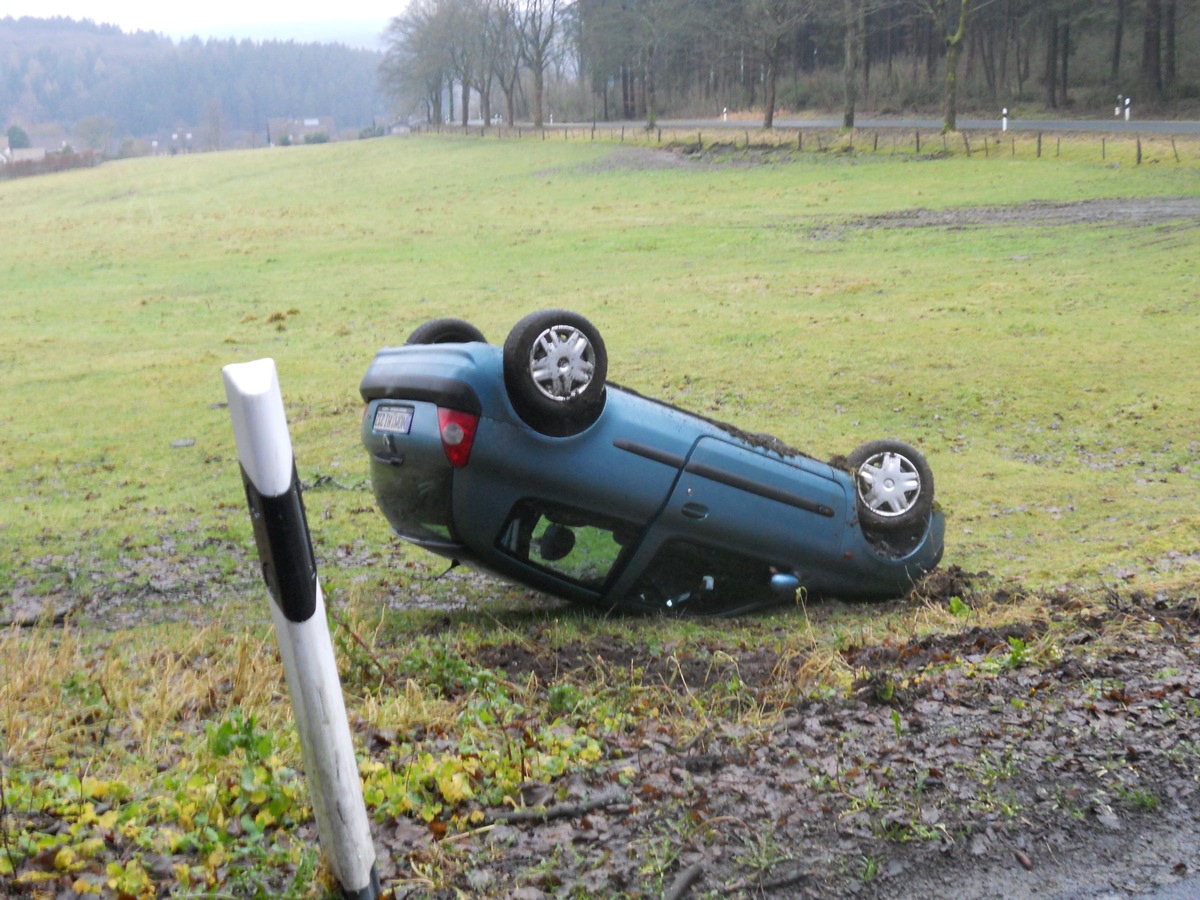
[2,132,1200,895]
[3,131,1198,591]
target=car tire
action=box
[405,318,487,345]
[846,439,934,533]
[503,309,607,437]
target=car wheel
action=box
[405,318,487,345]
[503,309,607,437]
[846,439,934,533]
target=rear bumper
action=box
[360,372,481,415]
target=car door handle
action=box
[681,502,709,520]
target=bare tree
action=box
[629,0,680,125]
[1043,7,1060,107]
[518,0,563,127]
[743,0,817,128]
[1111,0,1126,83]
[473,0,506,124]
[442,0,488,126]
[1142,0,1163,98]
[491,0,524,124]
[842,0,866,128]
[381,0,453,123]
[1163,0,1176,89]
[914,0,974,132]
[572,0,687,124]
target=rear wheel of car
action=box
[405,318,487,345]
[503,309,607,437]
[847,439,934,533]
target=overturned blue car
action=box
[360,310,944,615]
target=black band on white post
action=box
[240,462,317,622]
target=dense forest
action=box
[0,17,386,150]
[384,0,1199,130]
[4,4,1197,155]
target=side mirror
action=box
[770,572,801,598]
[537,523,576,562]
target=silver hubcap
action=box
[856,451,922,518]
[528,325,595,401]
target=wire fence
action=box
[408,121,1200,168]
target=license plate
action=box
[373,405,414,435]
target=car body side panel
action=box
[600,437,857,601]
[668,437,850,555]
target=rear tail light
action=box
[437,408,479,468]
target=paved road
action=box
[568,117,1200,135]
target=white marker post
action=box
[222,359,379,900]
[1001,108,1008,132]
[1125,97,1132,121]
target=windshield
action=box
[631,539,783,614]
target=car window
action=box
[631,539,780,613]
[496,500,641,590]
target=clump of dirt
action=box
[910,564,988,604]
[843,619,1048,675]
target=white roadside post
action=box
[1001,107,1008,132]
[222,359,380,900]
[1125,97,1132,121]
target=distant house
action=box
[267,117,337,146]
[9,147,47,163]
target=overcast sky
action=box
[4,1,402,48]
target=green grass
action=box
[2,131,1200,894]
[2,132,1198,592]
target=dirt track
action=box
[849,196,1200,230]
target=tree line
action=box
[382,1,1197,132]
[1,17,385,148]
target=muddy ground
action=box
[15,543,1200,898]
[359,576,1200,900]
[838,195,1200,232]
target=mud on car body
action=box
[360,310,944,615]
